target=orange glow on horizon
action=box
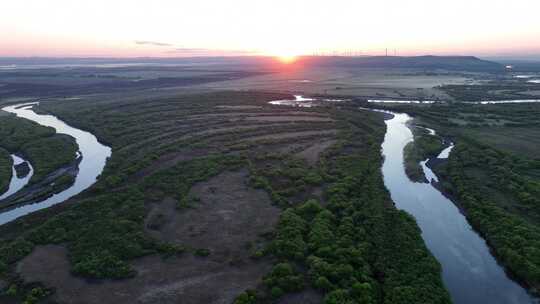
[277,55,298,64]
[1,0,540,58]
[270,49,302,64]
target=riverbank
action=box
[0,111,78,187]
[393,102,540,294]
[0,154,34,202]
[380,111,535,303]
[406,113,540,298]
[0,149,12,195]
[402,122,446,183]
[0,155,80,209]
[0,102,111,225]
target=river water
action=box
[381,112,536,304]
[368,99,437,104]
[0,155,34,201]
[269,95,347,107]
[270,96,538,302]
[367,99,540,104]
[0,103,111,225]
[1,97,529,301]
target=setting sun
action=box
[268,48,301,64]
[277,55,298,64]
[2,0,540,57]
[2,0,540,303]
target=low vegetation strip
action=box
[0,148,12,194]
[23,135,78,183]
[403,128,444,182]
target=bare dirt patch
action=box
[277,289,323,304]
[17,245,273,304]
[187,111,328,120]
[193,125,271,137]
[187,112,267,119]
[276,142,311,155]
[215,105,262,109]
[17,170,280,304]
[241,130,338,142]
[132,149,208,181]
[244,116,334,122]
[146,170,279,257]
[295,140,337,165]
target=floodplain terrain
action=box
[0,90,450,303]
[0,56,539,304]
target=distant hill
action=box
[0,55,504,72]
[297,55,504,72]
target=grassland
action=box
[0,91,451,303]
[0,64,267,98]
[202,67,473,101]
[377,101,540,291]
[0,56,497,103]
[440,76,540,101]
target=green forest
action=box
[0,115,78,184]
[0,92,451,303]
[0,148,12,194]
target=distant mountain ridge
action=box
[297,55,504,71]
[0,55,504,72]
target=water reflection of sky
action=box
[0,155,34,201]
[0,103,111,225]
[269,95,346,107]
[379,112,536,304]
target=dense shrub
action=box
[256,109,451,303]
[0,115,78,183]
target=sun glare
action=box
[277,55,297,64]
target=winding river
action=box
[269,95,346,107]
[270,96,538,302]
[381,111,537,304]
[0,103,111,225]
[0,97,534,301]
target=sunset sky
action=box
[2,0,540,58]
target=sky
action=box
[1,0,540,58]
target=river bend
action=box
[0,103,111,225]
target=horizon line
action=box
[1,54,540,62]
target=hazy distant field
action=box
[199,67,475,100]
[0,56,517,102]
